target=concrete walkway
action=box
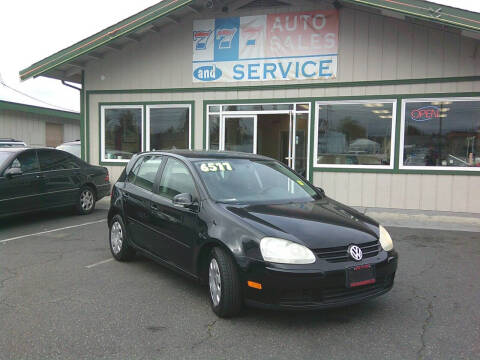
[355,207,480,232]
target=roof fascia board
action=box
[19,0,193,81]
[343,0,480,33]
[0,100,80,120]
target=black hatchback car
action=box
[0,148,110,218]
[108,151,397,317]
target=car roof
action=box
[0,147,28,153]
[142,150,273,161]
[59,140,81,145]
[0,138,25,142]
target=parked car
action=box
[0,147,110,218]
[56,140,81,158]
[0,138,27,148]
[108,151,397,317]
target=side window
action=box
[38,150,75,171]
[64,153,82,169]
[127,157,144,183]
[158,158,197,200]
[133,156,163,191]
[7,151,40,174]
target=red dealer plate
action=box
[346,264,376,288]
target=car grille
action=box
[277,275,395,307]
[313,240,381,263]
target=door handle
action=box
[151,204,159,211]
[123,192,130,199]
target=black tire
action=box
[76,185,96,215]
[109,215,135,261]
[208,247,243,318]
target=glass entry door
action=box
[221,116,257,153]
[214,105,310,178]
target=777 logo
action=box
[193,30,213,50]
[216,28,237,49]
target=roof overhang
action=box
[19,0,480,84]
[342,0,480,33]
[19,0,194,83]
[0,100,80,120]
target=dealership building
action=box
[20,0,480,213]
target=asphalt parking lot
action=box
[1,203,479,360]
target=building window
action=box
[101,106,143,162]
[146,105,191,151]
[401,98,480,170]
[314,100,396,168]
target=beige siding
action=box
[85,4,480,90]
[313,172,480,213]
[0,110,79,147]
[83,2,480,213]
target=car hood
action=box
[221,197,379,249]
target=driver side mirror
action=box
[173,193,198,210]
[316,187,326,197]
[4,167,23,178]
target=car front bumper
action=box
[239,250,398,310]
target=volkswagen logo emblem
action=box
[348,245,363,261]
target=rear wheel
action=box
[208,247,242,318]
[76,186,96,215]
[109,215,135,261]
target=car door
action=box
[123,155,164,253]
[0,150,43,216]
[150,157,199,274]
[37,149,82,207]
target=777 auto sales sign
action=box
[192,10,339,83]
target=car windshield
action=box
[0,152,11,167]
[56,144,81,158]
[193,159,320,204]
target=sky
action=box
[0,0,479,113]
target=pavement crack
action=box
[191,320,217,350]
[417,301,434,360]
[206,320,217,337]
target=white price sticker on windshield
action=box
[200,162,233,172]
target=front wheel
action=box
[76,186,96,215]
[109,215,135,261]
[208,247,243,318]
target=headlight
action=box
[379,225,393,251]
[260,237,316,264]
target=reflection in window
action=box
[222,104,293,112]
[316,102,394,166]
[403,99,480,168]
[149,107,190,150]
[104,108,142,160]
[208,114,220,150]
[9,151,40,173]
[158,158,196,199]
[224,117,254,153]
[134,156,163,191]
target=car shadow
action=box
[0,206,108,232]
[129,252,390,325]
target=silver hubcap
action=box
[80,189,94,211]
[209,258,221,306]
[110,221,123,255]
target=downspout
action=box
[61,74,85,161]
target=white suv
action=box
[0,139,27,148]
